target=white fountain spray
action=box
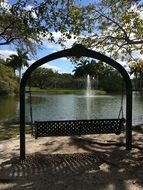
[86,74,93,97]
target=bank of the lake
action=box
[0,122,31,141]
[26,87,107,95]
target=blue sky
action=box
[0,24,77,74]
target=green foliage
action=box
[74,60,105,77]
[7,48,29,80]
[30,67,79,89]
[29,63,123,92]
[1,0,143,66]
[0,0,93,53]
[30,67,56,89]
[78,0,143,65]
[129,60,143,90]
[130,60,143,78]
[1,0,142,90]
[100,71,123,92]
[73,59,123,91]
[0,60,18,95]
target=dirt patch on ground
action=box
[0,125,143,190]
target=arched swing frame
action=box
[20,44,132,160]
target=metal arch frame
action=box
[20,44,132,160]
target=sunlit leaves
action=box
[77,0,143,68]
[0,59,18,95]
[130,60,143,78]
[0,0,86,53]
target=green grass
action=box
[26,87,106,95]
[0,123,31,141]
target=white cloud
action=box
[0,49,61,73]
[25,5,37,18]
[41,64,61,72]
[0,49,17,59]
[28,59,61,71]
[0,0,11,9]
[22,60,61,74]
[42,31,77,52]
[140,8,143,19]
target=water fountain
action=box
[86,74,93,97]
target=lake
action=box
[0,92,143,125]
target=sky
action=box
[0,27,77,74]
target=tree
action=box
[73,59,106,89]
[99,69,123,92]
[1,0,143,61]
[0,59,18,95]
[30,67,56,89]
[77,0,143,64]
[2,0,143,87]
[73,58,123,91]
[7,48,29,80]
[73,59,105,77]
[0,0,94,54]
[129,60,143,90]
[73,60,88,77]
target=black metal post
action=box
[20,86,26,160]
[126,86,132,150]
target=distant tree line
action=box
[1,51,143,96]
[0,54,126,95]
[29,60,123,92]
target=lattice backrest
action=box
[32,118,125,139]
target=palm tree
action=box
[73,59,105,77]
[7,48,29,81]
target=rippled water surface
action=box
[0,92,143,125]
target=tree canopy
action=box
[1,0,143,61]
[77,0,143,64]
[1,0,143,84]
[0,0,94,54]
[74,60,105,77]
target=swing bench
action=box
[32,118,125,139]
[28,84,126,139]
[20,44,132,160]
